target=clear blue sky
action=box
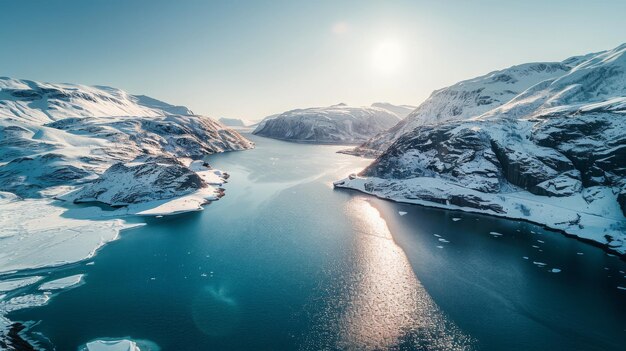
[1,0,625,120]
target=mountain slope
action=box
[252,103,401,144]
[0,77,254,278]
[350,62,574,156]
[0,77,252,203]
[370,102,416,119]
[336,44,626,255]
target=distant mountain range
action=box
[336,43,626,255]
[219,117,253,127]
[252,103,413,144]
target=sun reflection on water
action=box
[303,197,474,350]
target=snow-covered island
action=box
[0,77,253,340]
[252,103,410,144]
[335,43,626,255]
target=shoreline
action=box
[334,179,626,260]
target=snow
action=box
[84,340,141,351]
[0,276,43,293]
[398,211,407,216]
[0,194,136,274]
[0,294,50,314]
[80,338,159,351]
[335,176,625,254]
[0,77,254,342]
[38,274,84,290]
[335,43,626,255]
[452,217,461,221]
[350,62,573,156]
[253,103,402,144]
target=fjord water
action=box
[11,135,626,350]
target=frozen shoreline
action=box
[334,176,626,257]
[0,166,230,347]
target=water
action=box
[10,135,626,350]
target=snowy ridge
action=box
[252,103,402,144]
[336,43,626,254]
[370,102,416,119]
[350,62,574,156]
[0,77,253,335]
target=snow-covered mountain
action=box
[336,44,626,255]
[0,77,255,277]
[350,62,574,156]
[0,77,252,203]
[370,102,416,119]
[252,103,402,144]
[219,117,251,127]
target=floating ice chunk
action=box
[0,276,43,293]
[0,294,50,313]
[86,262,95,266]
[533,261,547,266]
[452,218,461,221]
[577,252,584,255]
[433,234,441,238]
[438,238,450,243]
[522,256,529,260]
[537,240,545,243]
[489,231,503,236]
[436,246,444,249]
[618,286,626,291]
[398,211,407,216]
[550,268,561,273]
[80,338,159,351]
[38,274,84,291]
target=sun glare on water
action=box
[371,39,405,75]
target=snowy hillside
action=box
[336,44,626,255]
[252,103,402,144]
[219,117,251,127]
[0,77,253,273]
[370,102,416,119]
[350,62,573,156]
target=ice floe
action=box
[38,274,84,291]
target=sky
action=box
[1,0,625,120]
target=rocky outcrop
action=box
[337,43,626,254]
[64,160,206,206]
[0,77,253,201]
[253,103,401,144]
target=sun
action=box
[371,39,405,74]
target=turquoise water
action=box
[11,135,626,350]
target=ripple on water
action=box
[301,198,475,351]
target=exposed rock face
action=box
[350,63,573,156]
[252,103,401,144]
[65,159,206,206]
[337,43,626,254]
[0,77,254,203]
